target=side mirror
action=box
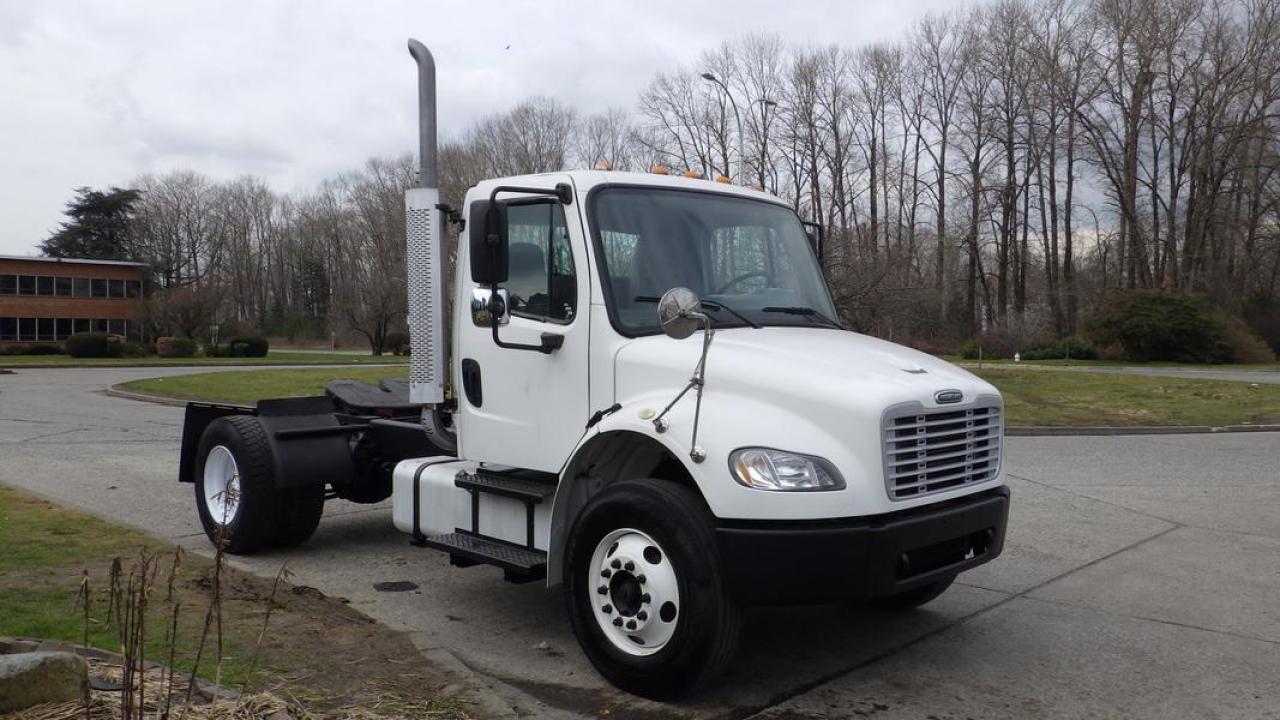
[657,287,706,340]
[469,200,509,284]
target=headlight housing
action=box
[728,448,845,491]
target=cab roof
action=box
[466,170,790,207]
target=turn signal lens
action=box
[594,160,613,171]
[714,175,732,184]
[683,170,704,179]
[729,448,845,491]
[651,165,669,175]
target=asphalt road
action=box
[2,366,1279,719]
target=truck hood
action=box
[613,326,995,411]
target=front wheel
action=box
[564,479,740,699]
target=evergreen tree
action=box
[40,186,141,260]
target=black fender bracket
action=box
[180,396,359,490]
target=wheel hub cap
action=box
[589,528,679,656]
[203,445,242,526]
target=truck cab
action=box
[178,40,1008,700]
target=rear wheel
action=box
[564,479,740,699]
[195,416,279,554]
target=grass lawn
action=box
[973,367,1280,427]
[0,351,407,368]
[118,364,1280,427]
[0,484,468,716]
[946,356,1280,371]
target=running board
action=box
[421,532,547,582]
[455,468,557,503]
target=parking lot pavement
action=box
[2,366,1279,719]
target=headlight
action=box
[729,448,845,491]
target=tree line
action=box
[42,0,1280,354]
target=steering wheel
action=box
[714,271,769,294]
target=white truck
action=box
[178,39,1009,699]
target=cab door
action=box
[454,181,591,473]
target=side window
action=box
[0,275,15,295]
[504,202,576,323]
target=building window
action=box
[18,276,35,295]
[0,318,15,341]
[107,319,125,336]
[36,276,54,296]
[108,279,125,298]
[0,275,15,295]
[92,319,108,333]
[55,318,73,340]
[74,318,91,334]
[126,280,142,298]
[18,318,36,341]
[73,278,91,297]
[55,277,72,296]
[36,318,55,341]
[91,279,108,298]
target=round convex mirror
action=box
[657,287,704,340]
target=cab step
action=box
[455,468,557,503]
[421,532,547,582]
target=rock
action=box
[0,652,88,712]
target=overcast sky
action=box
[0,0,958,255]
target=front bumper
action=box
[715,486,1010,605]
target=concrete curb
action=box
[2,361,407,370]
[1007,424,1280,436]
[104,385,195,407]
[0,636,236,701]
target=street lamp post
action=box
[700,72,774,184]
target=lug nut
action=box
[613,617,623,627]
[597,585,608,595]
[611,559,621,569]
[601,569,611,578]
[637,611,648,621]
[637,574,647,584]
[602,604,612,613]
[626,620,637,630]
[624,561,635,571]
[641,593,651,603]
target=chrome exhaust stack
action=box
[404,39,445,406]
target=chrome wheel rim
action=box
[203,445,241,526]
[588,528,680,657]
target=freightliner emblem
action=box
[935,389,963,404]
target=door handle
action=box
[461,358,482,407]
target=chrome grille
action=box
[883,401,1002,500]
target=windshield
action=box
[590,187,839,335]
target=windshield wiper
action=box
[761,306,842,329]
[634,295,762,329]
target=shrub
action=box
[1085,290,1227,363]
[204,343,232,358]
[66,332,124,358]
[227,335,269,358]
[1020,336,1097,361]
[121,342,153,358]
[2,345,28,356]
[156,336,197,358]
[24,343,64,356]
[384,331,410,356]
[1217,315,1276,364]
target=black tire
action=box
[194,415,279,554]
[564,479,740,700]
[870,575,956,611]
[272,483,324,547]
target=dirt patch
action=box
[0,554,476,718]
